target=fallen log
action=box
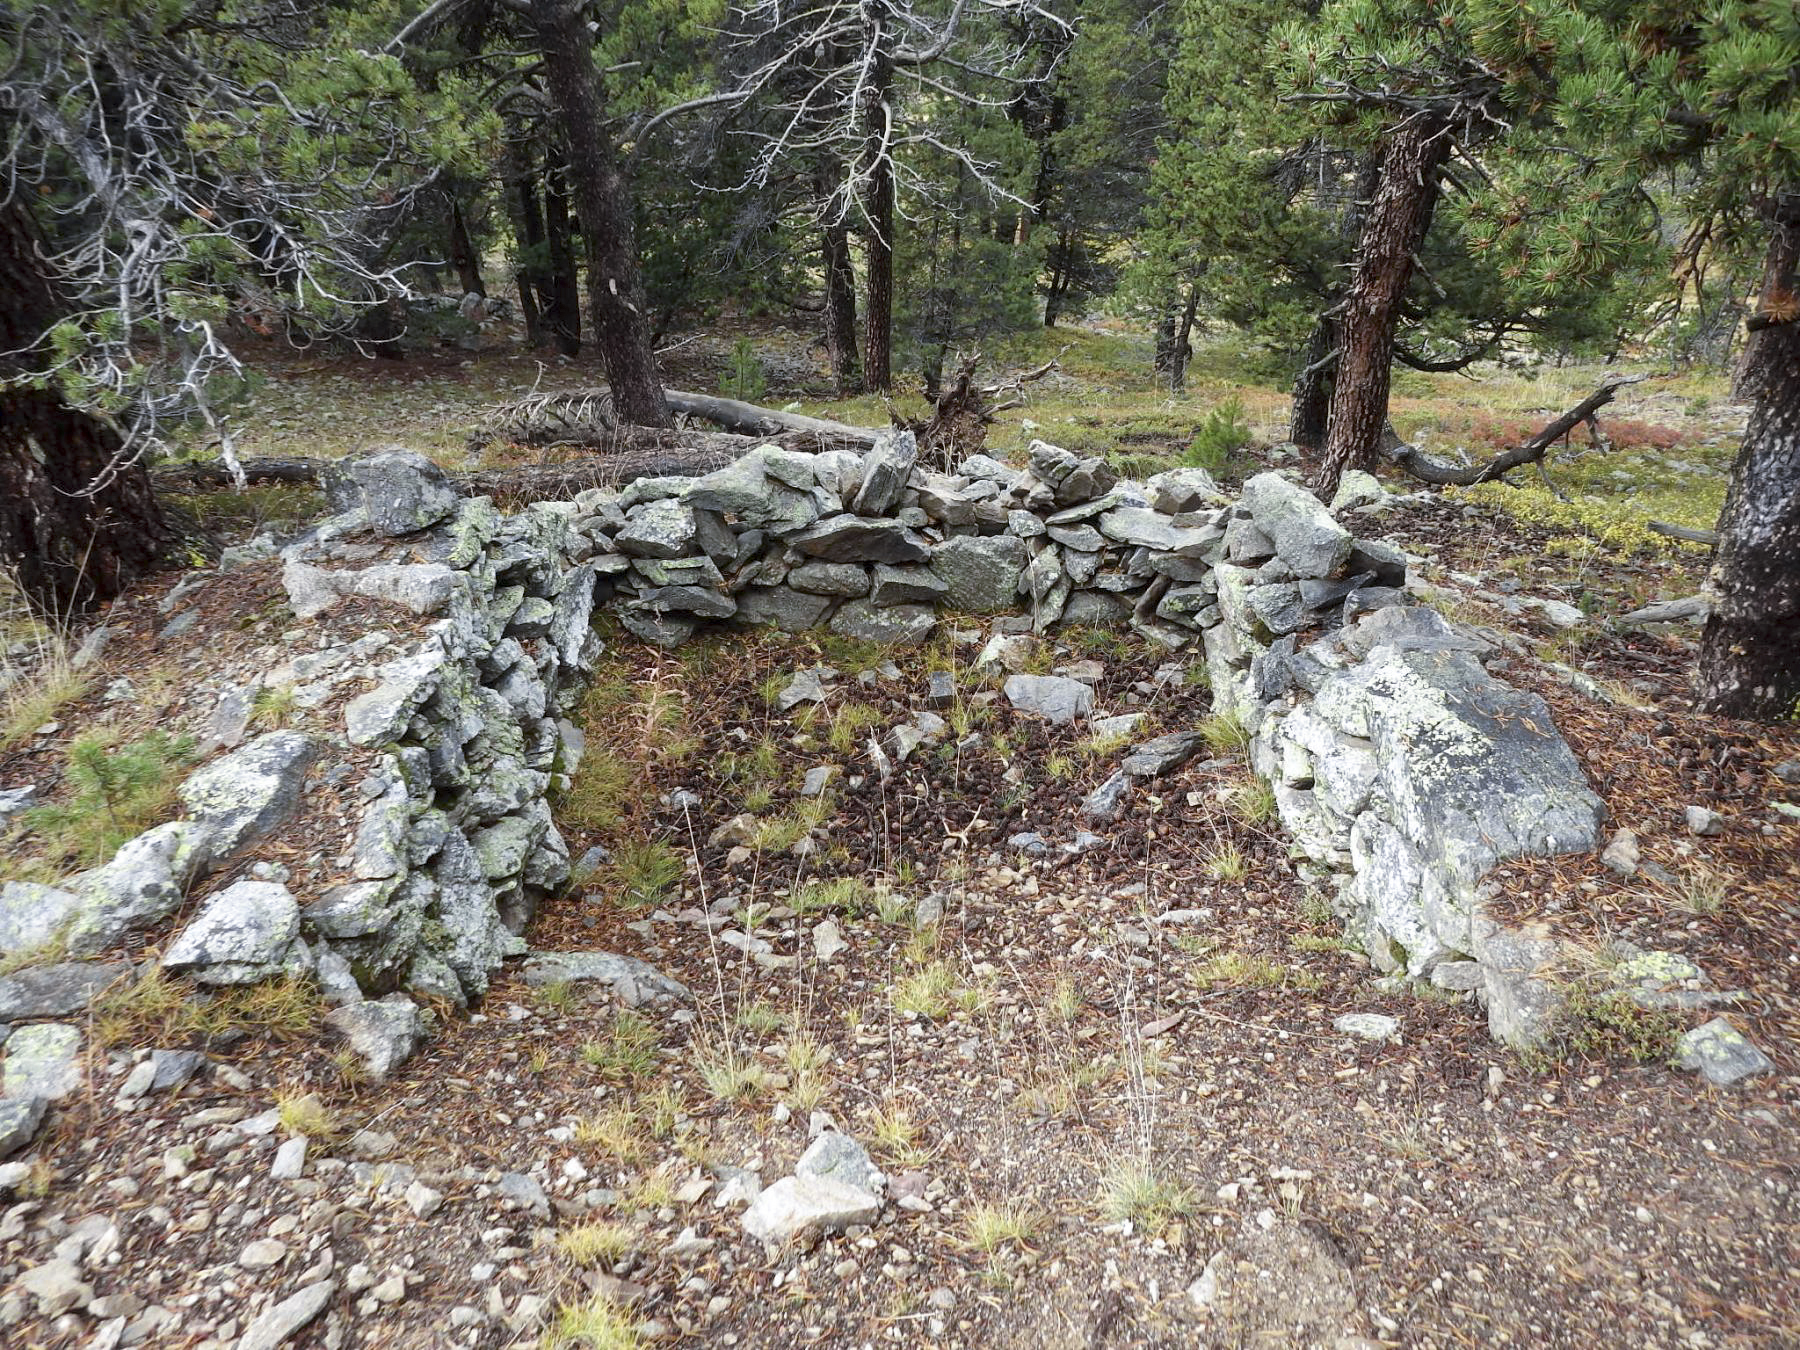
[1387,373,1647,486]
[1619,594,1711,626]
[1647,520,1718,547]
[153,427,768,501]
[661,388,881,449]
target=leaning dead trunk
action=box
[530,0,669,427]
[1699,221,1800,719]
[1317,119,1450,496]
[0,204,168,612]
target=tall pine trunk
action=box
[530,0,668,427]
[1170,281,1200,392]
[1290,315,1337,451]
[0,204,167,613]
[859,40,896,394]
[542,172,583,356]
[816,152,862,396]
[447,197,486,296]
[1731,206,1799,403]
[1699,216,1800,719]
[1318,136,1443,494]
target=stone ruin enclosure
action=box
[3,427,1763,1143]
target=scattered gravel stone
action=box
[271,1137,308,1180]
[1002,673,1095,725]
[1684,805,1725,836]
[240,1238,288,1269]
[15,1258,92,1316]
[0,962,131,1020]
[324,996,424,1080]
[405,1181,446,1219]
[796,1132,885,1195]
[1333,1013,1401,1043]
[237,1279,336,1350]
[1676,1017,1774,1087]
[0,1095,48,1159]
[1600,828,1640,877]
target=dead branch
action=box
[1386,373,1647,486]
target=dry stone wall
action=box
[0,435,1654,1067]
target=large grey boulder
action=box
[930,534,1026,613]
[788,561,871,597]
[162,880,309,985]
[686,447,821,533]
[177,732,317,861]
[0,882,83,957]
[1146,467,1227,514]
[792,515,931,565]
[2,1022,83,1101]
[734,586,835,631]
[868,564,948,607]
[326,450,459,536]
[1002,674,1095,725]
[345,644,448,747]
[325,996,424,1080]
[1239,472,1353,577]
[67,821,214,955]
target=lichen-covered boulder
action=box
[930,534,1026,613]
[162,880,309,984]
[326,450,460,537]
[177,732,317,861]
[1239,472,1353,577]
[0,882,83,958]
[67,821,214,955]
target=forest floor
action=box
[2,318,1796,1349]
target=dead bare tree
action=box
[0,3,448,606]
[636,0,1074,394]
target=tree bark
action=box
[447,196,486,296]
[817,148,863,397]
[1171,281,1200,392]
[1290,315,1337,451]
[529,0,669,427]
[542,171,582,356]
[1317,118,1450,497]
[859,31,897,394]
[1731,200,1798,403]
[1698,217,1800,719]
[0,204,168,613]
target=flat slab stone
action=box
[0,962,131,1020]
[1239,472,1353,577]
[2,1022,83,1101]
[830,600,937,645]
[792,515,931,565]
[520,950,690,1003]
[162,881,305,985]
[177,732,317,861]
[742,1174,881,1244]
[1002,674,1094,725]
